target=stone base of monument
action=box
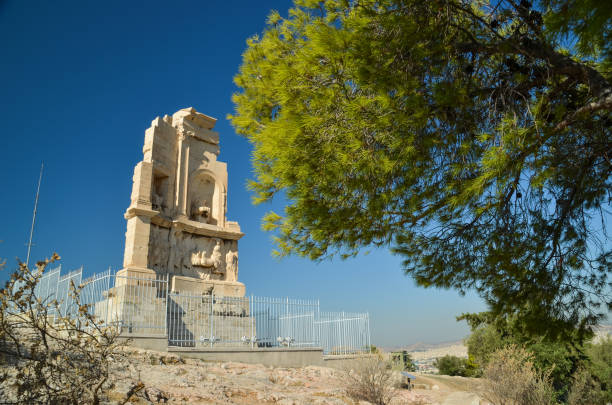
[171,275,246,297]
[168,347,326,368]
[94,276,167,335]
[93,269,253,346]
[115,267,157,282]
[168,292,254,348]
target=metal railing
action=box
[251,296,320,348]
[80,270,169,335]
[28,266,371,355]
[316,312,371,355]
[168,293,252,347]
[33,265,61,305]
[56,267,82,317]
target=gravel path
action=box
[441,392,481,405]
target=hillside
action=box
[106,348,485,404]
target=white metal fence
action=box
[251,296,320,349]
[30,266,370,355]
[316,312,371,355]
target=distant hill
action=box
[383,339,465,353]
[384,324,612,353]
[593,324,612,343]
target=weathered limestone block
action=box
[166,293,255,347]
[171,276,245,297]
[94,283,167,334]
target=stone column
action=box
[123,215,153,270]
[174,134,190,218]
[120,161,157,280]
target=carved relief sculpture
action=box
[225,242,238,283]
[191,239,222,272]
[120,107,245,297]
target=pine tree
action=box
[230,0,612,341]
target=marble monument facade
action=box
[120,107,245,297]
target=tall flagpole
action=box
[26,162,43,268]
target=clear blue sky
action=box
[0,0,485,347]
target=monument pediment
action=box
[120,108,245,296]
[173,107,217,130]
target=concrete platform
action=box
[168,346,325,367]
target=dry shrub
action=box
[0,254,141,404]
[482,344,555,405]
[344,356,397,405]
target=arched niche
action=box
[188,169,225,226]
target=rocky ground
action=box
[108,349,487,405]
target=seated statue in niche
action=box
[151,190,164,212]
[190,198,211,223]
[152,176,168,213]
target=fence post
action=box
[366,312,371,353]
[105,269,110,328]
[54,267,62,323]
[342,312,346,355]
[316,299,320,349]
[250,294,254,349]
[164,274,169,338]
[43,268,50,304]
[210,291,214,347]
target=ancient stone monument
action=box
[119,107,245,297]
